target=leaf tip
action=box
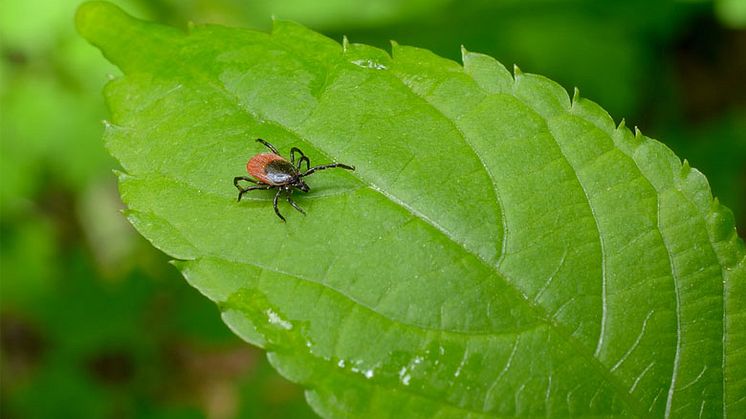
[342,35,350,52]
[572,87,581,104]
[617,118,627,130]
[121,208,136,220]
[513,64,523,78]
[389,40,405,58]
[460,44,469,61]
[112,169,132,183]
[76,1,124,40]
[682,159,692,176]
[76,1,182,73]
[169,259,187,270]
[707,198,743,246]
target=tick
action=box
[234,139,355,221]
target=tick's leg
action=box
[290,147,311,171]
[234,176,257,189]
[273,189,286,222]
[301,163,355,177]
[285,190,306,215]
[256,138,280,154]
[289,147,303,165]
[236,184,272,202]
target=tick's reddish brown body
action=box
[234,139,355,222]
[247,153,295,186]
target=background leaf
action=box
[76,2,745,417]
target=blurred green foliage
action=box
[1,0,744,417]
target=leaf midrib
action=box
[126,173,542,337]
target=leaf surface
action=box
[77,2,746,417]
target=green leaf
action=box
[77,2,746,416]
